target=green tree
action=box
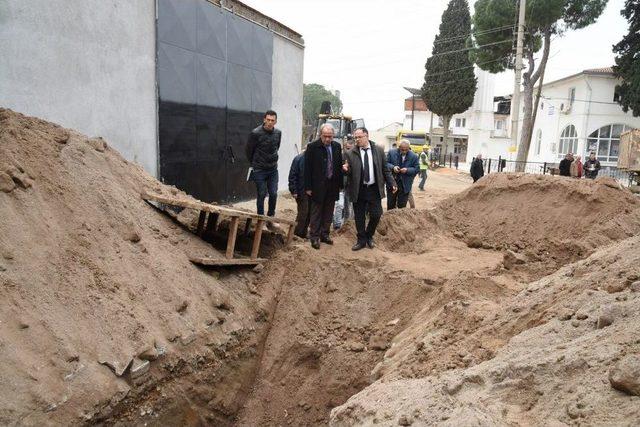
[302,84,342,127]
[422,0,477,156]
[473,0,607,165]
[613,0,640,117]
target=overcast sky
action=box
[242,0,629,130]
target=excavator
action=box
[310,101,365,145]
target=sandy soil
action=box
[3,108,640,427]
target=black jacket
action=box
[559,158,573,176]
[288,152,305,196]
[584,158,601,179]
[343,141,396,201]
[246,125,282,171]
[470,157,485,181]
[304,139,343,203]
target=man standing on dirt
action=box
[304,124,344,249]
[386,139,419,210]
[343,127,396,251]
[288,149,309,239]
[470,154,484,183]
[246,110,281,228]
[418,144,429,191]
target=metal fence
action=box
[433,153,637,187]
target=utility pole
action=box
[510,0,526,155]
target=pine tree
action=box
[613,0,640,117]
[422,0,477,157]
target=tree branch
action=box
[531,29,552,86]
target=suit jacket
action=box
[386,149,419,194]
[344,141,396,201]
[303,139,343,203]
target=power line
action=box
[347,77,480,105]
[541,96,620,106]
[430,39,514,57]
[435,24,516,44]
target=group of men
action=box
[245,111,424,252]
[559,151,601,179]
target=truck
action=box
[395,129,430,154]
[618,129,640,189]
[310,101,364,146]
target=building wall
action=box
[0,0,158,176]
[271,35,304,189]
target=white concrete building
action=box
[521,68,639,168]
[369,122,403,151]
[1,0,304,203]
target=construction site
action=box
[3,0,640,426]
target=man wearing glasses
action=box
[342,127,397,251]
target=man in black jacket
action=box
[246,110,281,221]
[304,124,343,249]
[343,127,397,251]
[470,154,485,183]
[288,150,310,239]
[584,151,601,179]
[559,152,574,176]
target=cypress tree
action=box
[613,0,640,117]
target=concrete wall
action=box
[271,35,304,191]
[0,0,158,176]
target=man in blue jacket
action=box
[386,139,419,210]
[288,150,310,239]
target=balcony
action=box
[491,129,509,138]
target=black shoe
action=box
[311,239,320,250]
[366,238,375,249]
[352,241,366,251]
[320,236,334,245]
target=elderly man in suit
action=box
[386,139,420,210]
[304,124,344,249]
[343,127,397,251]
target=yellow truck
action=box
[395,130,430,154]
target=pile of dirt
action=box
[0,108,274,425]
[331,234,640,426]
[436,173,640,268]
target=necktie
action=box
[363,148,370,184]
[326,145,333,178]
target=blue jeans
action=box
[252,168,278,216]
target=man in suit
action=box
[386,139,419,209]
[343,127,397,251]
[304,124,344,249]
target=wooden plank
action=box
[285,224,295,245]
[196,211,207,236]
[244,218,252,236]
[251,219,265,259]
[189,256,267,266]
[205,212,219,236]
[141,192,296,226]
[226,217,239,259]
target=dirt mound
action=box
[331,235,640,426]
[436,173,640,267]
[0,108,272,425]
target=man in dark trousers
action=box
[288,149,309,239]
[304,124,343,249]
[343,127,397,251]
[246,110,281,227]
[470,153,485,183]
[386,139,419,209]
[559,152,574,176]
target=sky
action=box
[242,0,629,130]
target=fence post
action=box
[488,158,492,174]
[449,153,452,168]
[498,156,502,172]
[543,162,547,175]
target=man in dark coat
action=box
[288,150,309,239]
[470,154,485,183]
[343,127,397,251]
[245,110,281,221]
[386,139,420,209]
[304,124,344,249]
[559,152,574,176]
[584,151,601,179]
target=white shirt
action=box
[359,143,376,185]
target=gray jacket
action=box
[343,141,396,201]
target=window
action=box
[540,102,544,110]
[438,116,443,127]
[569,87,576,108]
[495,119,504,130]
[455,118,466,128]
[535,129,542,155]
[558,124,578,158]
[614,87,621,103]
[586,124,630,162]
